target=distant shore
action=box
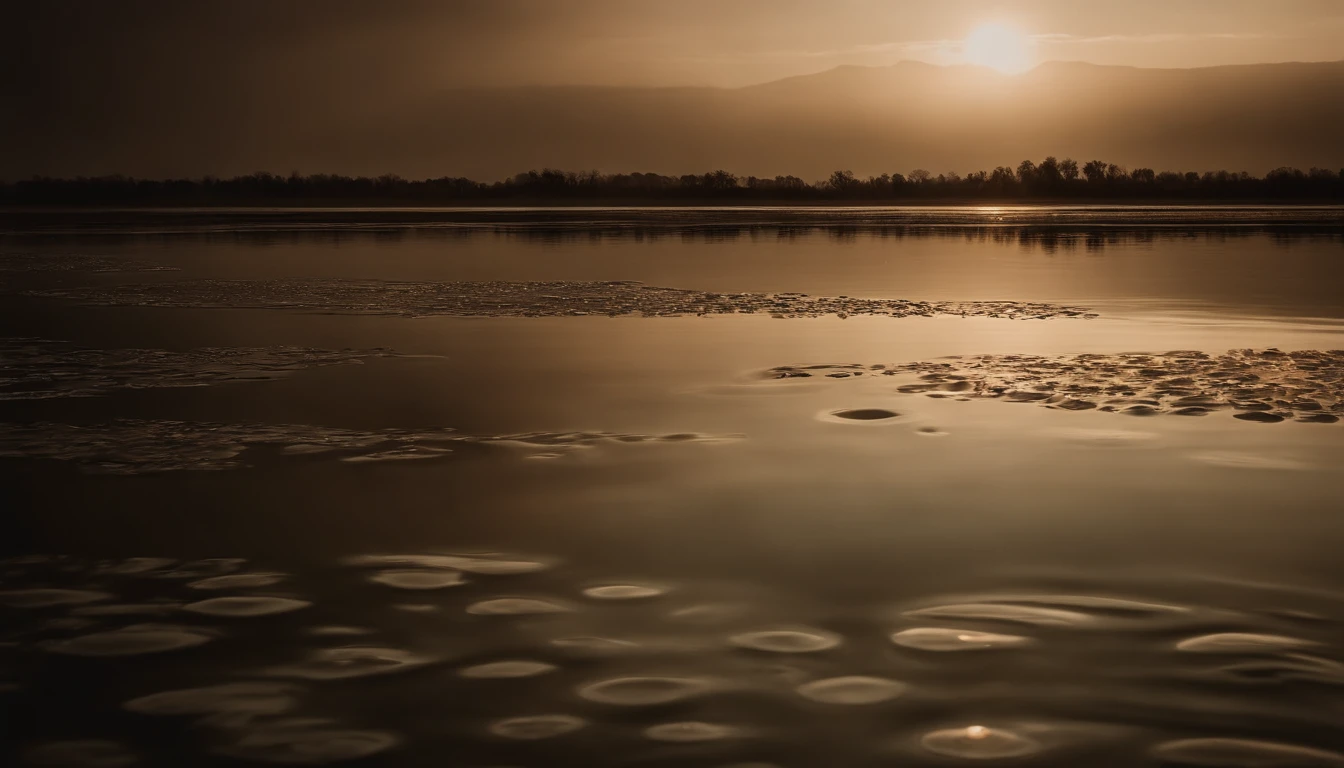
[5,198,1344,209]
[5,163,1343,209]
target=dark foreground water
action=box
[2,208,1344,767]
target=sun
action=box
[963,23,1034,74]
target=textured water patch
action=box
[0,251,176,273]
[0,420,737,474]
[29,278,1097,320]
[0,338,390,401]
[21,739,140,767]
[769,349,1344,424]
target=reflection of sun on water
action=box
[963,23,1034,74]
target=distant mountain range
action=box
[9,60,1344,180]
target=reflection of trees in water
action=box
[11,225,1339,253]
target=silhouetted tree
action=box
[1060,158,1080,182]
[1082,161,1107,184]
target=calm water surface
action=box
[2,209,1343,767]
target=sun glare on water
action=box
[963,23,1034,74]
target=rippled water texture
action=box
[2,208,1343,766]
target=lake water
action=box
[2,208,1344,767]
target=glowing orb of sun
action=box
[963,23,1034,74]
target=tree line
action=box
[5,159,1343,204]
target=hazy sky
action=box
[6,0,1344,92]
[4,1,1343,179]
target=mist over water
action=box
[2,208,1344,767]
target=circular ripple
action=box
[645,722,740,742]
[216,721,400,764]
[818,408,903,426]
[187,573,287,590]
[831,408,900,421]
[904,603,1090,627]
[0,589,112,609]
[921,726,1043,760]
[578,676,712,706]
[729,628,842,653]
[1152,738,1344,766]
[184,596,312,618]
[269,647,434,680]
[1177,633,1321,654]
[489,715,586,740]
[125,682,299,717]
[459,660,557,679]
[44,626,213,657]
[796,676,906,704]
[368,570,465,590]
[466,598,570,616]
[22,739,138,767]
[891,628,1034,652]
[582,584,666,600]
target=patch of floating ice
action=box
[1151,738,1344,766]
[489,714,586,740]
[644,722,741,742]
[0,588,112,608]
[774,350,1344,426]
[921,725,1043,760]
[21,739,139,767]
[30,279,1096,321]
[267,647,435,680]
[729,628,842,653]
[903,602,1092,627]
[796,676,906,704]
[44,625,214,657]
[466,598,571,616]
[187,573,287,590]
[124,682,300,717]
[582,584,666,600]
[367,570,465,590]
[890,628,1034,652]
[183,596,312,618]
[578,676,713,706]
[1176,633,1322,654]
[459,660,558,679]
[214,718,400,764]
